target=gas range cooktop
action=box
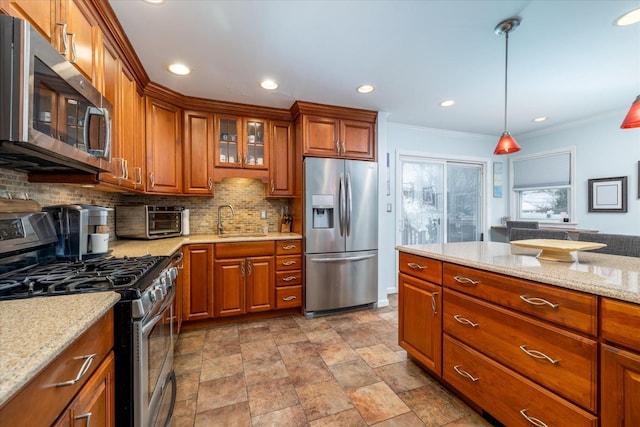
[0,254,167,300]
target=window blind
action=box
[513,152,571,189]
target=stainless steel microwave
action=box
[0,15,112,174]
[115,205,183,240]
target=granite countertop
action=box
[0,292,121,407]
[109,232,302,257]
[397,241,640,304]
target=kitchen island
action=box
[396,241,640,427]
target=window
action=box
[510,148,575,222]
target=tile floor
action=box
[171,295,493,426]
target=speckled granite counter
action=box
[0,292,120,407]
[109,232,302,257]
[397,241,640,304]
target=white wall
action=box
[517,111,640,235]
[377,111,640,300]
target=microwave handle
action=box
[83,107,111,161]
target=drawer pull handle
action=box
[57,353,97,387]
[453,365,479,382]
[282,245,297,250]
[75,412,93,426]
[519,409,549,427]
[519,295,559,309]
[282,261,297,266]
[453,275,479,286]
[282,276,298,282]
[453,314,478,328]
[407,262,426,270]
[519,345,559,365]
[282,295,297,301]
[431,292,438,315]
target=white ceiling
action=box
[108,0,640,137]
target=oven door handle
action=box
[141,285,175,336]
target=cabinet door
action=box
[65,0,100,85]
[267,121,294,197]
[246,256,274,313]
[243,118,268,170]
[214,258,246,317]
[341,119,375,160]
[398,272,442,376]
[98,40,120,186]
[215,115,242,168]
[183,111,215,195]
[183,244,214,321]
[54,351,115,427]
[601,344,640,427]
[1,0,56,44]
[302,115,340,157]
[145,97,182,194]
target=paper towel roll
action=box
[90,233,109,253]
[182,209,190,236]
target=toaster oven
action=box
[115,205,182,239]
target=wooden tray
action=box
[510,239,606,262]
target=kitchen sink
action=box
[218,233,267,238]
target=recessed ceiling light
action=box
[356,84,375,94]
[439,100,455,107]
[615,7,640,26]
[168,63,191,75]
[532,116,549,123]
[260,79,278,90]
[143,0,165,4]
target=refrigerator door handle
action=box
[346,172,352,236]
[308,254,376,263]
[339,172,346,236]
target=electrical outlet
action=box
[260,210,267,219]
[386,203,392,212]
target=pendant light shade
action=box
[493,17,522,155]
[620,95,640,129]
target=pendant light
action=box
[493,17,522,155]
[620,95,640,128]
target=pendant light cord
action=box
[504,30,509,132]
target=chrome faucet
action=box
[217,204,235,235]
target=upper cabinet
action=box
[145,96,182,194]
[2,0,102,85]
[183,110,215,195]
[215,116,269,171]
[267,121,294,197]
[292,101,377,161]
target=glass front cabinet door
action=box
[216,115,241,168]
[244,118,268,170]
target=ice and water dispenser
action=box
[311,195,334,229]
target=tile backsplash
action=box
[0,168,291,238]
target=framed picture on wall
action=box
[493,162,503,198]
[588,176,627,212]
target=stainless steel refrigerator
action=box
[304,157,378,318]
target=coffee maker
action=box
[43,204,113,259]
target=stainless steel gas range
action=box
[0,210,180,427]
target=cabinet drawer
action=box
[275,270,302,287]
[276,240,302,255]
[601,297,640,351]
[398,252,442,284]
[443,289,597,412]
[276,285,302,309]
[443,335,597,427]
[215,241,274,257]
[276,255,301,271]
[0,310,114,427]
[443,263,597,335]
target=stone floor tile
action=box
[296,379,354,421]
[372,411,426,426]
[196,372,247,413]
[267,315,300,331]
[204,324,238,342]
[194,401,251,427]
[338,324,381,349]
[272,327,309,345]
[243,355,289,386]
[378,332,404,352]
[238,324,272,344]
[399,384,477,427]
[284,355,334,387]
[170,398,196,427]
[357,343,404,368]
[441,412,493,426]
[252,404,308,427]
[278,340,321,363]
[329,359,381,391]
[240,336,279,361]
[175,333,206,356]
[247,377,299,416]
[352,309,384,324]
[347,381,410,424]
[200,352,243,382]
[309,408,367,426]
[305,329,345,344]
[174,352,202,376]
[175,370,200,401]
[202,338,241,359]
[375,360,433,393]
[295,316,333,332]
[317,341,360,366]
[361,320,397,336]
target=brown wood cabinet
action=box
[145,96,182,194]
[600,297,640,426]
[0,310,114,427]
[215,116,269,170]
[267,121,294,197]
[214,242,275,317]
[274,240,302,309]
[398,252,442,376]
[182,244,214,322]
[183,110,215,195]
